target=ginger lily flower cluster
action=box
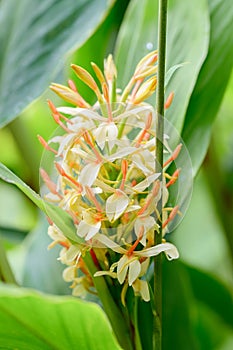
[39,52,181,303]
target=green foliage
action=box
[182,0,233,173]
[0,283,122,350]
[115,0,209,133]
[0,0,233,349]
[0,0,115,127]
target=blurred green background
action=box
[0,0,232,349]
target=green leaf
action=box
[181,0,233,174]
[162,260,199,350]
[115,0,209,131]
[185,264,233,329]
[0,162,80,244]
[161,259,233,349]
[0,284,122,350]
[67,0,131,105]
[0,0,115,127]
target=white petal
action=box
[133,173,160,192]
[85,221,101,240]
[94,234,126,254]
[78,163,101,187]
[107,122,118,150]
[72,283,86,297]
[132,150,155,175]
[94,271,117,279]
[139,280,150,302]
[65,245,80,263]
[106,190,129,222]
[136,242,179,260]
[107,147,136,162]
[128,259,141,286]
[117,255,129,284]
[134,216,156,246]
[62,266,76,282]
[77,220,101,240]
[94,123,107,150]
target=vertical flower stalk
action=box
[154,0,168,349]
[39,45,183,349]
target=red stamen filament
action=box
[162,205,179,228]
[40,168,63,198]
[136,113,152,147]
[166,168,180,188]
[137,180,160,216]
[127,226,144,257]
[85,186,102,212]
[48,100,72,132]
[164,92,174,109]
[37,135,58,155]
[55,162,83,193]
[83,131,102,163]
[120,159,128,190]
[163,144,182,168]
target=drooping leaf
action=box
[0,0,116,127]
[0,162,80,243]
[115,0,209,132]
[181,0,233,174]
[0,284,122,350]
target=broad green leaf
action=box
[0,284,122,350]
[67,0,131,105]
[115,0,209,132]
[162,260,199,350]
[0,0,115,127]
[162,260,233,349]
[181,0,233,174]
[0,162,80,244]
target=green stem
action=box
[83,252,133,350]
[154,0,168,349]
[133,297,143,350]
[0,238,18,285]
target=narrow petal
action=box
[117,255,129,284]
[136,242,179,260]
[107,147,136,162]
[95,234,126,254]
[94,271,117,279]
[107,122,118,150]
[133,173,160,192]
[78,163,101,187]
[94,123,107,150]
[128,259,141,286]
